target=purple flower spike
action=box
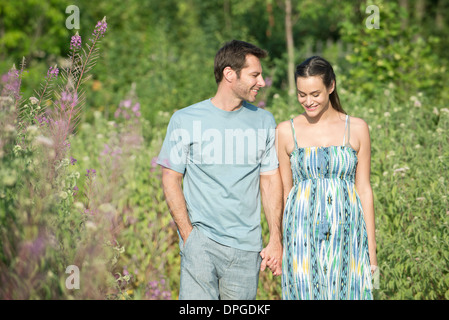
[47,66,59,79]
[70,32,82,51]
[93,17,107,39]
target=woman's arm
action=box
[354,118,378,268]
[276,121,294,210]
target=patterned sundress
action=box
[282,115,373,300]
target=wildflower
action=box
[102,144,111,155]
[92,17,107,41]
[123,266,129,276]
[73,185,79,196]
[59,191,68,200]
[151,157,158,168]
[258,101,266,108]
[393,166,410,176]
[70,156,77,165]
[265,77,272,87]
[70,32,82,51]
[1,67,21,96]
[122,99,132,109]
[85,169,97,177]
[47,66,59,78]
[29,97,39,105]
[34,136,54,147]
[59,91,78,110]
[85,221,97,231]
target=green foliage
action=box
[1,0,449,300]
[0,0,69,61]
[337,91,449,300]
[339,0,447,101]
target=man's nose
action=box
[258,75,266,88]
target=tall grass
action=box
[1,18,448,300]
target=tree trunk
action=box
[266,1,275,38]
[224,0,232,35]
[436,0,444,30]
[414,0,425,22]
[399,0,408,30]
[285,0,295,97]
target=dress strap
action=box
[290,119,298,149]
[342,114,350,146]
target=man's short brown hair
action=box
[214,40,268,84]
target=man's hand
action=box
[260,240,282,276]
[259,170,283,277]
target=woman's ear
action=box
[328,80,335,95]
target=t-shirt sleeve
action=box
[260,113,279,173]
[156,113,188,174]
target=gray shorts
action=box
[179,226,262,300]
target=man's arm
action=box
[161,167,192,242]
[259,169,283,276]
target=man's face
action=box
[232,54,266,103]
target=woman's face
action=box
[296,75,334,117]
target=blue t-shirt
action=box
[157,99,278,251]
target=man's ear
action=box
[223,66,235,83]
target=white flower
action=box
[59,191,68,200]
[34,135,54,147]
[29,97,39,105]
[393,167,410,176]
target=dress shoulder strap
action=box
[342,114,350,146]
[290,119,298,149]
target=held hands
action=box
[260,240,282,276]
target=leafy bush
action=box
[338,0,447,101]
[1,2,448,301]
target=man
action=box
[157,40,283,300]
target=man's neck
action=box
[211,88,243,112]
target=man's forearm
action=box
[161,168,192,241]
[260,171,283,243]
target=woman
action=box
[277,56,377,300]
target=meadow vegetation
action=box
[1,0,448,299]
